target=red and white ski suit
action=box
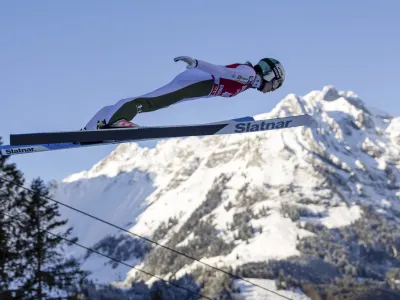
[84,59,259,130]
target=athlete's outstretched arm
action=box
[174,56,253,80]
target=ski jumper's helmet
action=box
[254,58,285,91]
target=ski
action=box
[0,114,313,156]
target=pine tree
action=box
[0,137,27,297]
[15,177,88,299]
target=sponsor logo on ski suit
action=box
[209,64,256,97]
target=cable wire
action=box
[0,176,293,300]
[1,211,213,300]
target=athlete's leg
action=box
[83,69,213,130]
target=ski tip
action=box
[232,116,255,122]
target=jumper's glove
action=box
[174,56,198,69]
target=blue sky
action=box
[0,0,398,183]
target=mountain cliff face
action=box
[52,86,400,299]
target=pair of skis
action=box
[0,114,313,156]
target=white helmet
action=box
[254,58,285,91]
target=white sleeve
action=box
[195,60,255,82]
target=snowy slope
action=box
[232,279,309,300]
[52,85,400,298]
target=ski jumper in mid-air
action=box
[83,56,286,130]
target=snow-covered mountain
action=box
[52,85,400,299]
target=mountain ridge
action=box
[52,85,400,299]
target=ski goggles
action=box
[259,75,283,92]
[271,77,284,90]
[260,79,282,92]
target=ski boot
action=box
[97,119,142,129]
